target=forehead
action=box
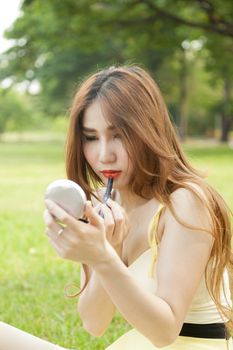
[83,100,112,130]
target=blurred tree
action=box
[108,0,233,38]
[0,89,32,134]
[184,48,222,137]
[204,35,233,141]
[0,1,121,115]
[0,0,185,115]
[0,0,232,140]
[89,0,233,141]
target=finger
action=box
[106,198,124,223]
[106,199,128,244]
[45,199,78,231]
[47,234,65,257]
[85,201,103,228]
[43,209,55,226]
[44,207,65,232]
[43,209,63,235]
[97,204,115,239]
[93,203,102,214]
[100,204,115,227]
[46,227,58,241]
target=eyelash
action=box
[83,134,121,142]
[83,135,97,142]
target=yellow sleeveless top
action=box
[105,204,232,350]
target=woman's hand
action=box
[96,199,129,254]
[44,199,112,267]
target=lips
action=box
[101,170,122,179]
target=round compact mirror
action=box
[45,179,87,219]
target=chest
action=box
[122,203,164,266]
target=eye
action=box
[113,133,121,140]
[83,134,98,142]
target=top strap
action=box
[148,203,164,277]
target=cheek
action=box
[83,144,97,168]
[126,152,135,179]
[127,160,134,179]
[118,140,133,171]
[121,148,134,175]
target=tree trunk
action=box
[220,78,233,142]
[220,115,232,142]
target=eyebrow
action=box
[82,125,116,132]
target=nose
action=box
[99,139,116,164]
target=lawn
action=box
[0,140,232,349]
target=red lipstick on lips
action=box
[101,170,121,179]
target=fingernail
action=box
[45,199,54,210]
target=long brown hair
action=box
[65,65,233,329]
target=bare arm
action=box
[77,266,116,336]
[77,201,127,336]
[45,189,214,347]
[92,189,214,347]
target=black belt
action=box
[179,323,230,340]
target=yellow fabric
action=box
[106,328,232,350]
[105,204,232,349]
[148,203,164,277]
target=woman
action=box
[45,65,233,349]
[1,65,232,349]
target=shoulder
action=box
[170,182,206,203]
[165,182,213,233]
[155,185,215,329]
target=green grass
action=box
[0,141,130,349]
[184,144,233,209]
[0,141,232,349]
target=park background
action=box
[0,0,232,349]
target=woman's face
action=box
[82,100,134,190]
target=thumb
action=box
[85,201,103,228]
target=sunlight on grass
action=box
[185,145,233,208]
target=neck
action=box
[116,188,149,214]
